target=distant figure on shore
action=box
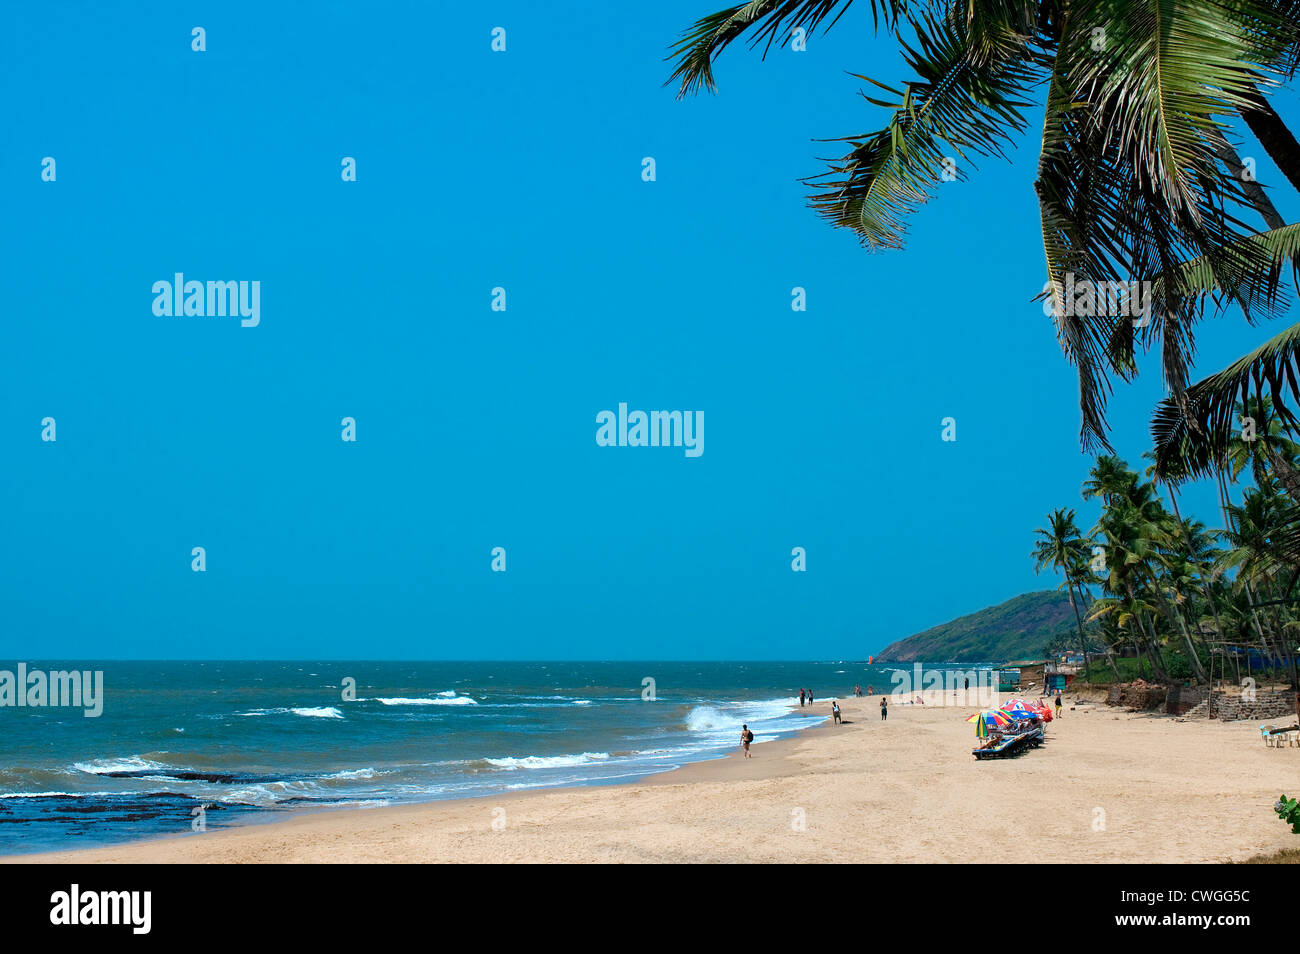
[1055,693,1063,718]
[799,688,806,707]
[880,696,888,721]
[964,677,969,691]
[807,690,814,706]
[832,701,841,724]
[740,724,754,757]
[867,685,874,696]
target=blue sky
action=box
[2,2,1298,659]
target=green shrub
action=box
[1274,795,1300,834]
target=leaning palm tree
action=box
[1142,449,1231,658]
[1031,507,1099,682]
[668,0,1300,462]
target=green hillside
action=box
[873,591,1097,664]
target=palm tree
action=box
[1031,508,1100,682]
[1216,481,1300,673]
[668,2,1300,463]
[1082,454,1134,504]
[1084,457,1210,682]
[1143,450,1227,660]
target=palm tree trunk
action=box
[1239,85,1300,196]
[1165,485,1222,669]
[1066,581,1092,684]
[1216,471,1274,649]
[1209,130,1286,228]
[1151,581,1209,684]
[1131,631,1147,680]
[1129,590,1170,682]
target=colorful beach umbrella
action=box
[1000,700,1038,719]
[1027,700,1052,722]
[966,708,1013,738]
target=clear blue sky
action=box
[2,2,1298,659]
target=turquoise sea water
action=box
[0,660,940,854]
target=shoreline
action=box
[8,692,1296,864]
[4,697,835,862]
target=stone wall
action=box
[1104,683,1296,719]
[1166,685,1209,716]
[1106,682,1167,710]
[1207,690,1296,722]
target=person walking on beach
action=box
[1054,693,1063,718]
[832,701,841,724]
[807,690,814,706]
[740,724,754,757]
[799,688,806,707]
[880,696,888,721]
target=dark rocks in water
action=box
[94,769,288,784]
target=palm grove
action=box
[668,0,1300,701]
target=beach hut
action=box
[994,668,1021,692]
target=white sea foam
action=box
[221,787,281,807]
[685,698,798,731]
[485,752,611,770]
[236,706,344,718]
[682,697,818,751]
[684,706,735,733]
[0,790,118,799]
[369,695,477,706]
[318,768,380,780]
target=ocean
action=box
[0,660,924,855]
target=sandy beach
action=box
[9,693,1296,864]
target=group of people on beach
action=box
[741,680,1064,760]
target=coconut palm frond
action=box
[667,0,899,97]
[805,7,1046,251]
